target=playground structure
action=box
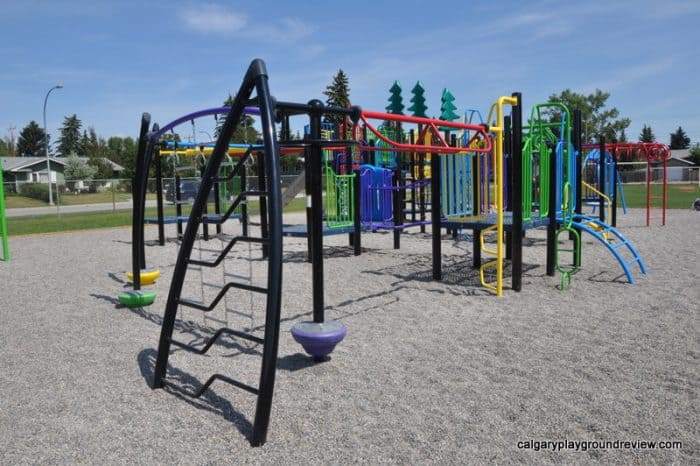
[581,142,670,226]
[122,59,662,446]
[0,166,8,261]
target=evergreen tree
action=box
[323,69,351,125]
[618,128,628,143]
[84,127,102,157]
[0,139,9,156]
[57,114,82,156]
[547,89,630,143]
[17,121,47,156]
[439,88,459,130]
[639,124,655,143]
[214,94,261,143]
[669,126,690,149]
[385,81,404,114]
[408,81,428,118]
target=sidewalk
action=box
[5,200,157,218]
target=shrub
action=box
[19,183,50,202]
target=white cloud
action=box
[179,4,248,35]
[582,58,675,92]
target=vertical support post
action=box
[546,143,558,276]
[473,229,481,268]
[155,149,165,246]
[431,151,442,280]
[611,141,618,228]
[241,159,248,237]
[573,111,583,218]
[213,158,222,236]
[308,101,325,323]
[573,109,583,266]
[504,116,513,260]
[175,172,183,239]
[511,92,523,291]
[353,168,362,256]
[393,167,401,249]
[201,159,209,242]
[598,136,606,223]
[304,142,313,262]
[409,129,416,224]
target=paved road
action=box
[5,200,158,218]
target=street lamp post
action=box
[43,84,63,206]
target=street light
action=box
[43,84,63,206]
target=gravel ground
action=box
[0,208,697,464]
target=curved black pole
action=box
[131,113,151,291]
[151,59,283,448]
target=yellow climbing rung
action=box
[479,259,499,294]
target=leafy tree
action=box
[639,124,655,143]
[105,136,138,179]
[17,121,47,157]
[439,88,459,130]
[63,154,97,188]
[686,146,700,165]
[669,126,690,149]
[386,81,404,114]
[408,81,428,118]
[323,69,351,125]
[547,89,630,143]
[87,157,115,180]
[57,114,82,156]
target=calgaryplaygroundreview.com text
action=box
[517,439,683,452]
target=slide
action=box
[567,213,647,284]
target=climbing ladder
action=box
[567,213,646,283]
[152,59,283,447]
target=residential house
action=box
[0,156,125,192]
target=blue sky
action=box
[2,0,699,148]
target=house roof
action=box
[0,156,125,172]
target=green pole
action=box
[0,166,9,261]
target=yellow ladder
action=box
[478,95,518,296]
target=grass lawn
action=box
[5,197,307,236]
[621,183,699,209]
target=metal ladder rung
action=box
[163,373,258,398]
[170,327,264,355]
[175,166,197,172]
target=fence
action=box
[3,173,305,216]
[617,162,699,184]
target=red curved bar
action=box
[359,110,492,154]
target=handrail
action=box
[582,180,611,226]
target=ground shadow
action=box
[137,348,254,442]
[276,352,322,372]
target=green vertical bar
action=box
[0,167,9,261]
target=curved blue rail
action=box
[567,213,646,283]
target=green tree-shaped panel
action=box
[439,88,459,130]
[408,81,428,118]
[386,81,404,115]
